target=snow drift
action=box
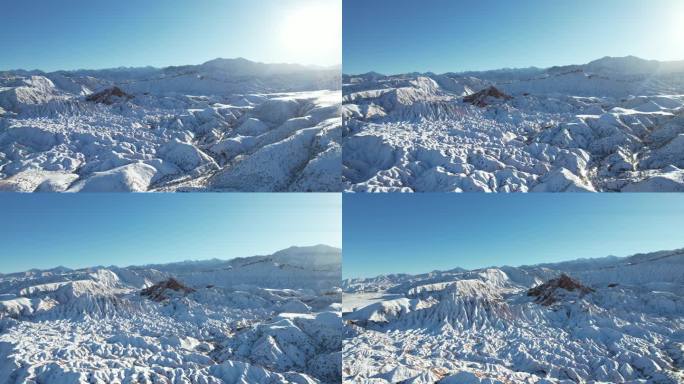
[343,56,684,192]
[0,58,341,192]
[342,248,684,383]
[0,245,342,384]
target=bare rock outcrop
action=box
[527,274,594,306]
[86,86,133,105]
[463,86,512,107]
[141,278,195,302]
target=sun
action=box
[666,3,684,59]
[279,1,341,65]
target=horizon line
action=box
[1,243,342,275]
[342,54,684,77]
[343,246,684,280]
[0,57,342,74]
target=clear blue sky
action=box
[343,0,684,75]
[343,194,684,279]
[0,194,341,273]
[0,0,341,71]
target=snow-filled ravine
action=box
[343,56,684,192]
[0,245,342,383]
[342,248,684,383]
[0,58,341,192]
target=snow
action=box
[0,245,341,383]
[342,248,684,383]
[67,162,158,192]
[0,58,341,192]
[157,140,218,173]
[343,56,684,192]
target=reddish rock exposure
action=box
[86,86,133,105]
[463,86,512,107]
[527,274,594,306]
[141,278,195,302]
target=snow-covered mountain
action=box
[0,58,341,192]
[343,56,684,192]
[0,245,342,383]
[342,248,684,383]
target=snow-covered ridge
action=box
[343,56,684,192]
[0,58,341,192]
[0,245,342,383]
[343,248,684,383]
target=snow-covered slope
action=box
[0,245,342,383]
[343,56,684,192]
[0,58,341,192]
[343,248,684,383]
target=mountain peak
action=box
[201,57,254,66]
[198,57,319,76]
[276,244,340,253]
[584,55,663,74]
[271,244,341,268]
[527,274,594,306]
[591,55,646,63]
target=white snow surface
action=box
[343,56,684,192]
[0,245,342,383]
[342,248,684,383]
[0,58,341,192]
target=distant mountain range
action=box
[0,245,342,383]
[345,56,684,77]
[0,57,342,192]
[343,56,684,192]
[343,247,684,383]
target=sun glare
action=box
[665,3,684,59]
[279,1,341,66]
[675,15,684,53]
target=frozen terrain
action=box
[0,245,342,383]
[343,248,684,383]
[0,58,341,192]
[343,56,684,192]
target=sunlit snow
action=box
[342,248,684,383]
[0,245,342,383]
[0,58,341,192]
[343,56,684,192]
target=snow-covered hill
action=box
[0,245,342,383]
[343,56,684,192]
[0,58,341,192]
[342,248,684,383]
